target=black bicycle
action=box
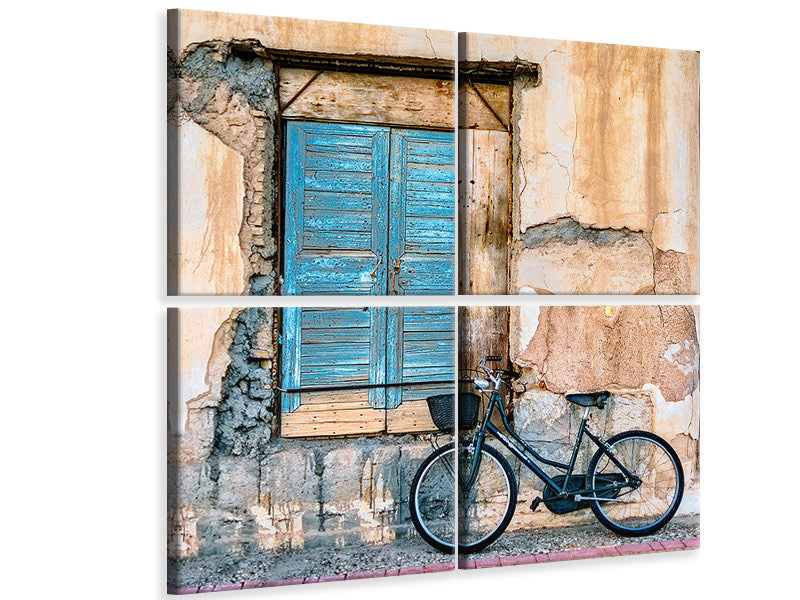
[409,356,684,554]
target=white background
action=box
[2,1,798,598]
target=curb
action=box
[459,536,700,570]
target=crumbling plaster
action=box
[168,43,278,295]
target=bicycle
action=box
[409,356,684,554]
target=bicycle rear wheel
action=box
[587,430,684,536]
[458,443,517,554]
[409,443,456,553]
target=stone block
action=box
[168,461,215,508]
[322,447,363,512]
[216,456,260,510]
[260,448,318,505]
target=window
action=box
[280,120,455,437]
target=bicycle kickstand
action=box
[530,496,543,511]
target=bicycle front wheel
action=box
[410,443,456,553]
[587,430,684,536]
[458,443,517,553]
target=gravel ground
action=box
[168,536,447,588]
[168,515,699,587]
[462,514,699,560]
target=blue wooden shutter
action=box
[388,129,455,295]
[281,307,387,412]
[386,307,455,408]
[283,121,390,295]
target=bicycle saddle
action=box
[565,391,609,407]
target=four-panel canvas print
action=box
[167,8,700,593]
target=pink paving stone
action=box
[603,546,620,556]
[242,581,267,589]
[499,554,538,567]
[303,576,320,584]
[384,569,400,577]
[534,553,551,563]
[398,565,425,575]
[570,547,608,560]
[660,539,685,551]
[424,562,455,573]
[197,585,215,594]
[649,542,665,551]
[683,538,700,548]
[617,543,653,555]
[457,559,477,569]
[213,583,244,592]
[547,551,574,563]
[318,574,346,583]
[346,569,386,580]
[474,557,501,569]
[264,578,304,587]
[170,587,199,595]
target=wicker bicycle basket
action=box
[426,390,481,431]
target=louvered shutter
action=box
[388,128,455,295]
[283,121,390,295]
[281,307,386,413]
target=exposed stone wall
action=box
[463,33,699,294]
[497,305,700,529]
[169,430,444,558]
[213,308,276,456]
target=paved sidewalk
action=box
[459,537,698,570]
[168,516,699,594]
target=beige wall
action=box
[171,9,455,61]
[169,120,246,295]
[168,307,238,460]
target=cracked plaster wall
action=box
[168,43,278,295]
[463,33,699,294]
[496,305,700,529]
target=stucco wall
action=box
[171,9,455,61]
[462,33,699,294]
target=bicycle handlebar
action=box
[477,356,521,383]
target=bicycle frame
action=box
[462,384,637,500]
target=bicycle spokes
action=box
[589,434,682,532]
[458,445,516,550]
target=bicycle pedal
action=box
[530,496,543,511]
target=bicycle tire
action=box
[409,443,457,554]
[458,443,517,554]
[587,430,684,537]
